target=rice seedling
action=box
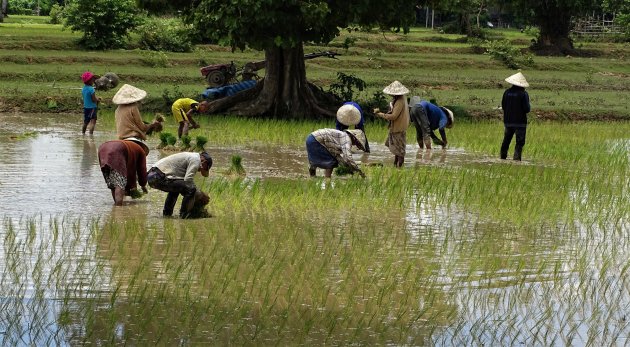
[194,135,208,150]
[180,135,192,150]
[225,155,246,176]
[158,131,174,148]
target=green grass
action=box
[1,16,629,118]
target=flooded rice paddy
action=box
[1,113,629,345]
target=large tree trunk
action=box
[205,44,337,119]
[0,0,7,23]
[533,3,574,55]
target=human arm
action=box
[183,156,201,182]
[438,128,448,147]
[376,100,403,121]
[136,152,148,192]
[338,139,363,175]
[90,89,101,104]
[522,91,531,113]
[130,106,150,133]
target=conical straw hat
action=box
[382,81,409,96]
[345,129,367,152]
[505,72,529,88]
[112,84,147,105]
[440,107,454,128]
[336,104,361,126]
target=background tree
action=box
[603,0,630,37]
[64,0,142,50]
[183,0,414,118]
[0,0,7,23]
[514,0,599,54]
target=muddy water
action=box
[0,112,492,219]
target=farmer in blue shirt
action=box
[409,98,454,149]
[500,72,531,161]
[81,71,101,135]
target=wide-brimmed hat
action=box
[440,107,454,128]
[123,137,150,155]
[81,71,99,83]
[345,129,367,152]
[505,72,529,88]
[382,81,409,96]
[336,104,361,126]
[112,84,147,105]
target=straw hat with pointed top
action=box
[505,72,529,88]
[336,104,361,126]
[123,137,150,155]
[440,107,454,128]
[345,129,367,152]
[382,81,410,96]
[112,84,147,105]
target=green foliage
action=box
[484,39,534,69]
[48,4,64,24]
[180,135,192,148]
[166,134,177,146]
[161,86,184,108]
[136,17,194,52]
[195,135,208,150]
[63,0,142,50]
[226,155,245,175]
[159,132,173,146]
[7,0,37,15]
[138,50,170,67]
[328,72,366,102]
[334,164,353,176]
[361,91,389,116]
[184,0,415,51]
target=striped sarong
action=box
[385,131,406,157]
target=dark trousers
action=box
[147,168,197,218]
[500,126,527,160]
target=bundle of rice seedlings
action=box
[129,189,144,199]
[225,155,246,176]
[195,135,208,150]
[159,132,174,148]
[180,135,192,150]
[334,164,354,176]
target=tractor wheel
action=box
[207,70,226,87]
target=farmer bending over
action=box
[148,151,212,218]
[306,129,367,178]
[98,138,150,206]
[408,97,454,150]
[171,98,209,138]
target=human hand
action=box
[141,186,148,194]
[373,108,380,114]
[358,171,366,178]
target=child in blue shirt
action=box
[81,71,101,135]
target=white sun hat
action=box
[440,107,454,128]
[336,104,361,126]
[505,72,529,88]
[382,80,410,96]
[112,84,147,105]
[345,129,367,152]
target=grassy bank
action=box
[0,16,628,119]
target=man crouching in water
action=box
[147,152,212,218]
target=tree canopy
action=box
[184,0,415,51]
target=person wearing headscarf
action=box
[305,128,368,178]
[97,138,150,206]
[374,81,410,168]
[500,72,531,161]
[335,102,371,153]
[113,84,162,142]
[408,96,454,150]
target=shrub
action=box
[484,39,534,69]
[64,0,142,50]
[138,50,170,67]
[329,72,366,102]
[48,4,64,24]
[161,86,184,108]
[136,17,194,53]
